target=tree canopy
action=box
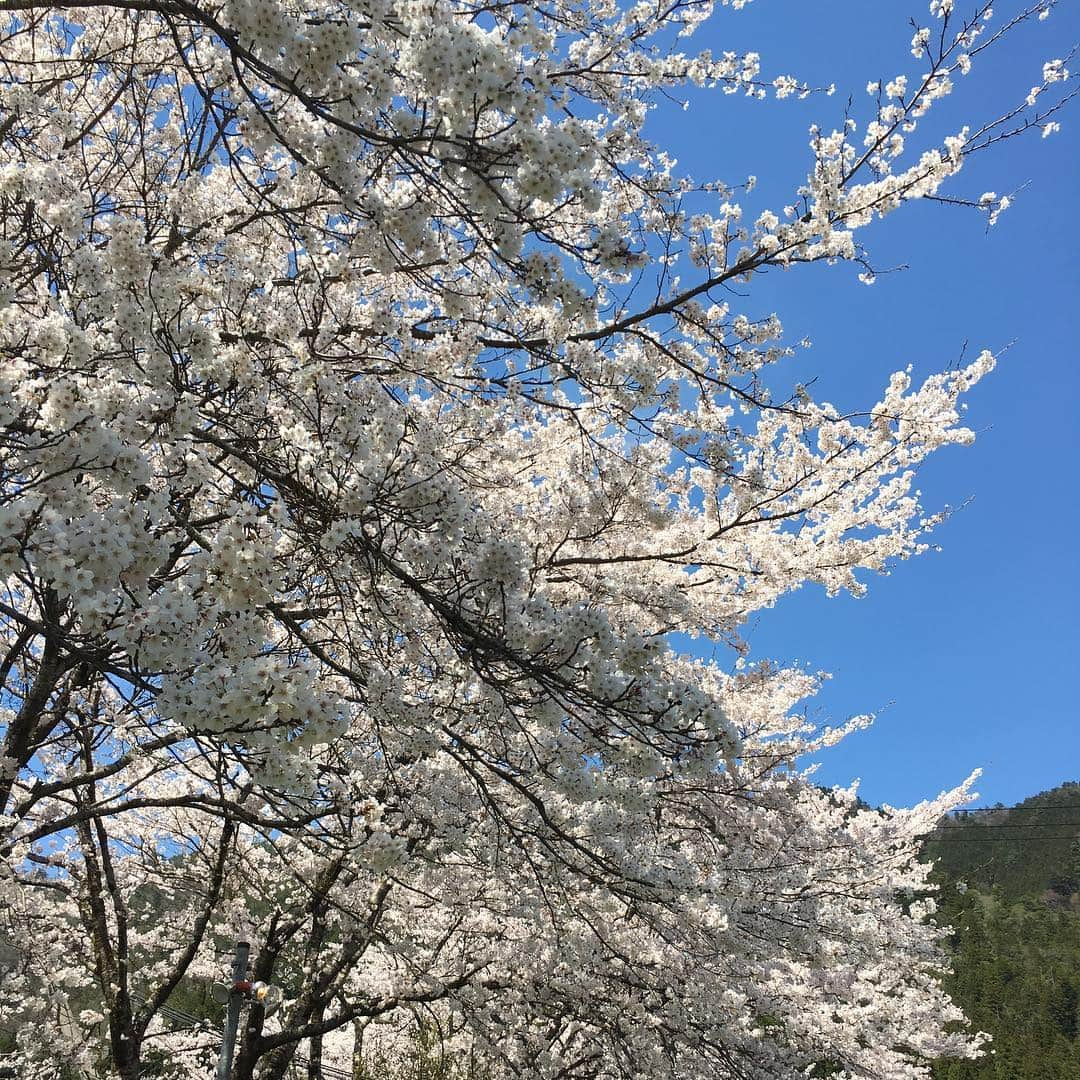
[928,783,1080,1080]
[0,1,1074,1078]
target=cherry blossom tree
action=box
[0,0,1074,1077]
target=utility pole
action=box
[216,941,251,1080]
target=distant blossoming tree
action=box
[0,0,1073,1077]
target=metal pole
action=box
[216,941,250,1080]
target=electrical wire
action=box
[135,994,355,1079]
[948,803,1080,813]
[928,821,1080,830]
[923,834,1080,843]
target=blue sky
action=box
[645,1,1078,809]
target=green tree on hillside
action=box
[930,783,1080,1080]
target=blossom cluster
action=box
[0,1,1073,1078]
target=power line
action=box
[925,834,1080,843]
[928,821,1080,830]
[138,994,355,1080]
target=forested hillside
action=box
[928,782,1080,1080]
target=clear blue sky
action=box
[646,2,1079,809]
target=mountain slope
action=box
[927,782,1080,1079]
